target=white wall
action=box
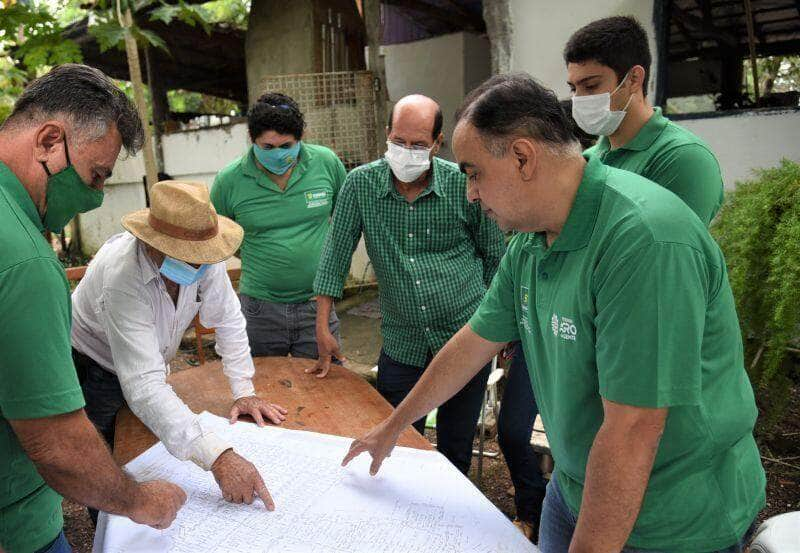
[77,123,375,284]
[679,110,800,188]
[382,32,491,160]
[508,0,657,99]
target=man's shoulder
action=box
[655,118,717,160]
[303,143,342,165]
[599,166,714,252]
[85,233,148,296]
[345,158,389,186]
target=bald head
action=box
[387,94,443,143]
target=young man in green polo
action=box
[565,16,724,227]
[341,74,765,552]
[211,93,347,361]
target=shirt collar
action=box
[377,157,445,199]
[241,141,312,184]
[547,153,606,253]
[137,239,162,284]
[594,106,669,154]
[0,161,44,232]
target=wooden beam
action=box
[672,4,738,46]
[382,0,485,32]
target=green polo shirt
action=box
[211,143,346,303]
[585,107,724,226]
[469,155,765,550]
[0,162,85,552]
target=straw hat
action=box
[121,180,243,265]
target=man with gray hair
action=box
[342,74,764,552]
[0,64,186,553]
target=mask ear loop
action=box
[611,70,635,112]
[40,132,71,176]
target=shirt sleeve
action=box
[594,241,708,408]
[0,258,85,419]
[313,174,363,299]
[100,286,231,470]
[197,263,255,399]
[468,244,520,344]
[645,144,724,226]
[210,173,232,220]
[330,155,347,211]
[467,201,506,287]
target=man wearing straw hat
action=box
[71,180,287,516]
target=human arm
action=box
[341,325,503,474]
[467,200,506,286]
[569,400,667,552]
[646,144,724,226]
[11,410,186,529]
[196,264,286,425]
[310,175,364,378]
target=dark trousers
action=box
[497,342,548,523]
[72,348,126,524]
[376,349,490,475]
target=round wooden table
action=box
[113,356,432,465]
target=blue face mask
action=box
[159,256,209,286]
[253,141,301,175]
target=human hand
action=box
[229,396,287,426]
[211,449,274,510]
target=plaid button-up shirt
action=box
[314,157,505,366]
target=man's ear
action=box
[511,138,537,181]
[628,65,647,96]
[34,121,66,164]
[432,132,444,155]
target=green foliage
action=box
[0,3,83,69]
[712,160,800,426]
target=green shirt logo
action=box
[552,313,577,341]
[305,189,329,208]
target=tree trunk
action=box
[119,3,159,192]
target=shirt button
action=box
[409,205,414,210]
[425,327,430,332]
[421,305,426,311]
[410,258,415,263]
[415,280,421,285]
[408,233,414,238]
[426,228,431,234]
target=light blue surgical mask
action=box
[253,141,301,175]
[159,256,209,286]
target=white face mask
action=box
[385,141,432,183]
[571,72,634,137]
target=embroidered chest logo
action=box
[520,286,532,334]
[305,190,329,208]
[551,313,577,342]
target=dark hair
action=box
[563,16,651,96]
[455,73,578,156]
[387,102,443,140]
[559,99,597,150]
[6,63,144,154]
[248,92,305,140]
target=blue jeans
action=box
[497,342,547,523]
[539,473,756,553]
[376,349,490,475]
[34,530,71,553]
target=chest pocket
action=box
[423,205,467,252]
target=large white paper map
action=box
[94,412,538,553]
